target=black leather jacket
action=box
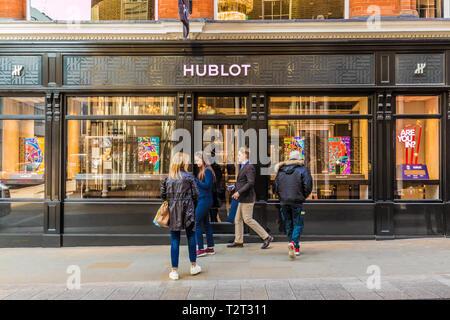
[274,160,313,206]
[161,170,199,231]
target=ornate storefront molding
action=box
[3,20,450,41]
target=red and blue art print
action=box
[328,137,351,175]
[283,136,305,161]
[138,137,160,172]
[24,137,45,174]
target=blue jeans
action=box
[170,226,196,268]
[195,198,215,250]
[280,205,305,249]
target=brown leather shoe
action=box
[227,242,243,248]
[261,235,273,249]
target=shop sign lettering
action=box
[397,128,416,148]
[183,64,251,77]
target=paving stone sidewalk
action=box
[0,238,449,300]
[2,275,450,300]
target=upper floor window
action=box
[217,0,345,20]
[416,0,443,18]
[30,0,155,21]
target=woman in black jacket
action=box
[161,152,201,280]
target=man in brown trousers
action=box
[227,147,274,249]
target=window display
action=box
[395,96,440,200]
[395,119,439,200]
[269,119,370,200]
[0,97,46,199]
[269,95,371,200]
[66,120,174,199]
[66,96,175,199]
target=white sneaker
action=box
[288,242,295,260]
[190,264,202,275]
[169,270,179,280]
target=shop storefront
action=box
[0,40,448,247]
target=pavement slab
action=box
[0,238,449,300]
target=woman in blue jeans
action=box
[194,151,216,257]
[161,152,201,280]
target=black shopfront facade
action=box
[0,39,449,247]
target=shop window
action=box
[197,96,247,116]
[416,0,443,18]
[396,96,439,115]
[0,98,46,199]
[30,0,155,21]
[395,96,440,200]
[68,96,175,116]
[66,119,175,199]
[268,118,371,200]
[91,0,155,20]
[218,0,344,20]
[270,96,368,115]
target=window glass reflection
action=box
[0,120,45,199]
[218,0,344,20]
[197,96,247,116]
[270,96,368,115]
[395,119,440,200]
[66,120,175,199]
[396,96,439,115]
[68,96,175,116]
[416,0,443,18]
[269,119,370,200]
[30,0,155,21]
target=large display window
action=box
[395,96,440,200]
[0,98,46,199]
[269,96,371,200]
[0,97,45,234]
[66,96,176,199]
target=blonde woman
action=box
[161,152,201,280]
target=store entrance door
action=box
[200,123,244,230]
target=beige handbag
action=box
[154,201,170,228]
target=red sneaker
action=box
[205,247,215,255]
[288,241,295,259]
[196,249,207,257]
[295,248,300,256]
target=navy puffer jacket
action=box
[273,160,313,206]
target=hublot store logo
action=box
[11,65,24,77]
[183,64,251,77]
[414,62,426,75]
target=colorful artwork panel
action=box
[328,137,351,174]
[24,137,45,174]
[138,137,160,171]
[283,136,305,161]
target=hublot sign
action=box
[64,55,375,87]
[183,64,252,77]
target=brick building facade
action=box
[0,0,422,20]
[0,0,26,20]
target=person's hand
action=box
[232,192,240,200]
